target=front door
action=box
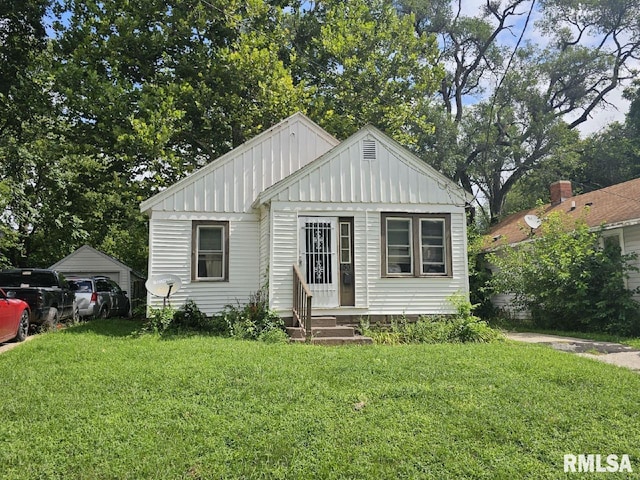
[299,217,339,308]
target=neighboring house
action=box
[50,244,146,313]
[140,113,472,325]
[486,179,640,313]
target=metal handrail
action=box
[292,264,312,339]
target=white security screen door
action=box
[299,217,339,308]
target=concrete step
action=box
[286,325,355,339]
[310,316,337,328]
[290,336,374,345]
[311,326,355,338]
[286,327,305,339]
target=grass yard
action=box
[1,320,639,479]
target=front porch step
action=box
[290,336,373,345]
[286,325,355,339]
[286,317,373,344]
[310,316,338,327]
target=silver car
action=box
[68,276,131,318]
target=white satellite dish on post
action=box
[145,274,182,306]
[524,214,542,231]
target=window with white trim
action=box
[339,222,352,264]
[381,213,451,277]
[601,230,624,254]
[192,221,229,281]
[386,218,413,274]
[420,219,446,274]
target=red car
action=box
[0,288,30,343]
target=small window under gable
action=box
[362,139,377,161]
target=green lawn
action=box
[1,320,639,479]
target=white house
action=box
[486,178,640,315]
[140,113,471,327]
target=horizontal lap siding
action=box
[54,250,130,291]
[269,210,297,313]
[259,206,270,286]
[54,250,124,274]
[354,213,369,308]
[148,218,259,315]
[270,204,468,316]
[367,211,468,315]
[622,224,640,298]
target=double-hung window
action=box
[386,218,413,274]
[192,221,229,281]
[420,219,446,274]
[382,213,451,277]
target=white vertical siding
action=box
[272,133,466,206]
[141,114,338,214]
[147,216,260,315]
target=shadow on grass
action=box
[62,318,144,338]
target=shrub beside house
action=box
[484,179,640,334]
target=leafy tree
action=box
[291,0,443,144]
[0,0,309,271]
[396,0,640,223]
[52,0,308,193]
[0,0,49,139]
[489,211,640,335]
[502,81,640,212]
[0,0,65,267]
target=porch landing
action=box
[286,316,373,345]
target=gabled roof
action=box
[487,177,640,247]
[140,112,339,213]
[50,244,144,278]
[253,124,472,207]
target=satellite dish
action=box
[145,274,183,298]
[524,214,542,230]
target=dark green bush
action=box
[214,289,285,340]
[173,299,211,331]
[360,296,503,344]
[490,211,640,336]
[141,301,215,335]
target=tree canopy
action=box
[397,0,640,223]
[1,0,444,271]
[1,0,639,272]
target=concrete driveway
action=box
[506,332,640,371]
[0,335,35,355]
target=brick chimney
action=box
[550,180,572,206]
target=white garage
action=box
[50,245,146,314]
